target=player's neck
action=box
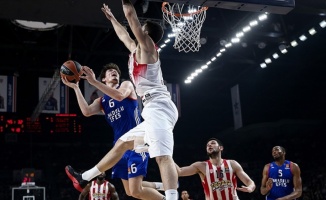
[274,159,285,166]
[108,82,119,88]
[210,157,223,166]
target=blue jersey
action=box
[266,160,295,200]
[101,93,141,144]
[100,90,148,180]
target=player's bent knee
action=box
[129,188,143,199]
[155,155,171,164]
[116,139,133,151]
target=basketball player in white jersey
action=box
[79,172,119,200]
[64,1,179,200]
[175,138,256,200]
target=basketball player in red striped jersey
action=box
[79,172,119,200]
[175,138,256,200]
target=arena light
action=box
[201,65,208,69]
[281,49,288,54]
[243,26,251,32]
[249,20,258,27]
[265,58,272,64]
[290,40,298,47]
[272,53,279,59]
[182,13,270,83]
[236,32,244,38]
[225,43,233,48]
[299,35,307,41]
[258,14,268,21]
[308,28,316,35]
[164,39,171,43]
[258,20,325,68]
[231,38,240,43]
[12,20,62,31]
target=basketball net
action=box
[162,2,208,53]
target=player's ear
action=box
[219,146,224,151]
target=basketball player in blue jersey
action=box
[62,63,165,199]
[65,1,179,199]
[260,146,302,200]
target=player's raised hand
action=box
[80,66,97,85]
[101,3,116,21]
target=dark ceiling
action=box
[0,0,325,136]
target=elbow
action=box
[81,110,92,117]
[123,6,133,18]
[115,95,125,102]
[296,190,303,197]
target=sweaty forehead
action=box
[273,146,282,151]
[207,140,217,145]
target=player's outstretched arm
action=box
[121,0,154,54]
[232,160,255,193]
[62,76,101,116]
[81,66,135,101]
[175,162,202,177]
[101,3,136,52]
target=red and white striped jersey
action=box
[202,159,239,200]
[89,180,111,200]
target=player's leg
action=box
[142,181,164,191]
[129,176,165,200]
[65,135,135,191]
[156,155,178,199]
[127,151,165,200]
[142,97,179,200]
[121,179,132,196]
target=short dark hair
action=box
[207,138,223,146]
[144,20,164,44]
[99,63,121,83]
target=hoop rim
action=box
[162,2,208,17]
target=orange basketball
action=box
[60,60,83,83]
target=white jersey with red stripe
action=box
[89,180,111,200]
[128,49,170,97]
[202,159,239,200]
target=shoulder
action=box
[289,161,300,172]
[263,163,271,170]
[192,161,206,167]
[121,80,135,87]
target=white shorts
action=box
[119,94,178,158]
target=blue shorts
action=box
[111,150,149,180]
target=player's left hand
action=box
[236,185,254,193]
[80,66,97,85]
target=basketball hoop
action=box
[162,2,208,53]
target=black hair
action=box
[144,20,164,44]
[99,63,121,83]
